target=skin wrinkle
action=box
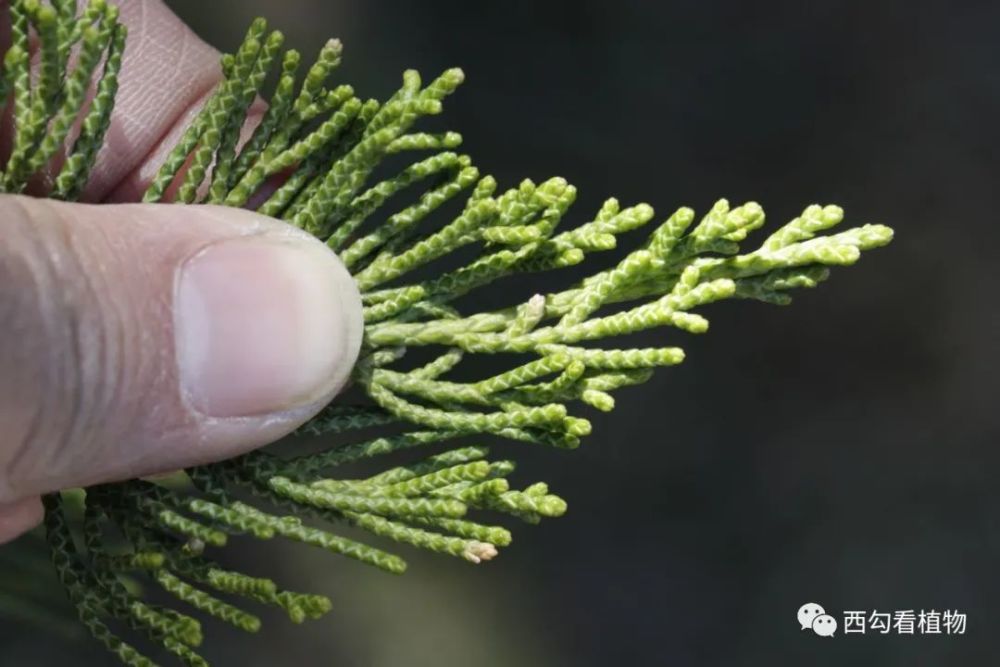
[99,214,152,457]
[0,1,237,492]
[2,201,105,490]
[84,0,224,200]
[0,197,360,503]
[0,3,364,538]
[53,204,125,473]
[87,217,128,457]
[0,200,49,498]
[97,210,193,481]
[2,209,64,492]
[46,220,87,476]
[0,200,178,498]
[59,216,99,470]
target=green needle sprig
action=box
[0,3,893,665]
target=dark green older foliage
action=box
[1,2,892,664]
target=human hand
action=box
[0,0,363,543]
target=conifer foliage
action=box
[0,2,892,665]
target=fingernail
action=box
[175,234,360,418]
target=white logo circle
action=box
[797,602,826,631]
[812,613,837,637]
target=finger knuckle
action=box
[0,197,124,498]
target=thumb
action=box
[0,195,362,537]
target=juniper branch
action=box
[0,3,893,666]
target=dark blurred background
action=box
[3,0,999,665]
